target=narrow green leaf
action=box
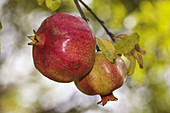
[96,38,116,63]
[45,0,61,11]
[132,50,144,69]
[114,33,140,54]
[37,0,45,6]
[0,21,2,30]
[124,53,136,75]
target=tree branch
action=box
[74,0,99,50]
[74,0,88,22]
[78,0,115,42]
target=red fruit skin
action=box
[74,52,127,105]
[32,13,96,82]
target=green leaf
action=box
[45,0,61,11]
[96,38,116,63]
[0,21,2,30]
[132,50,144,69]
[37,0,45,6]
[124,53,136,75]
[114,33,140,54]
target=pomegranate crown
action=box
[27,30,41,45]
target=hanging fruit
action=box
[74,52,127,106]
[28,13,96,82]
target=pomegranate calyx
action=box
[28,30,41,45]
[97,94,118,106]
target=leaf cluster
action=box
[96,33,145,75]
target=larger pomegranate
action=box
[28,13,96,82]
[74,52,127,105]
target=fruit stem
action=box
[78,0,116,42]
[74,0,88,22]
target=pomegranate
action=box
[28,13,96,82]
[74,52,127,106]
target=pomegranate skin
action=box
[74,52,127,105]
[30,13,96,82]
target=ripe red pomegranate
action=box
[74,52,127,106]
[28,13,96,82]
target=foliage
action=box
[37,0,61,11]
[45,0,61,11]
[96,38,116,63]
[114,33,140,54]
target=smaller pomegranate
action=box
[74,52,127,106]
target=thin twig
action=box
[78,0,115,42]
[74,0,88,22]
[74,0,99,50]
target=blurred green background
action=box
[0,0,170,113]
